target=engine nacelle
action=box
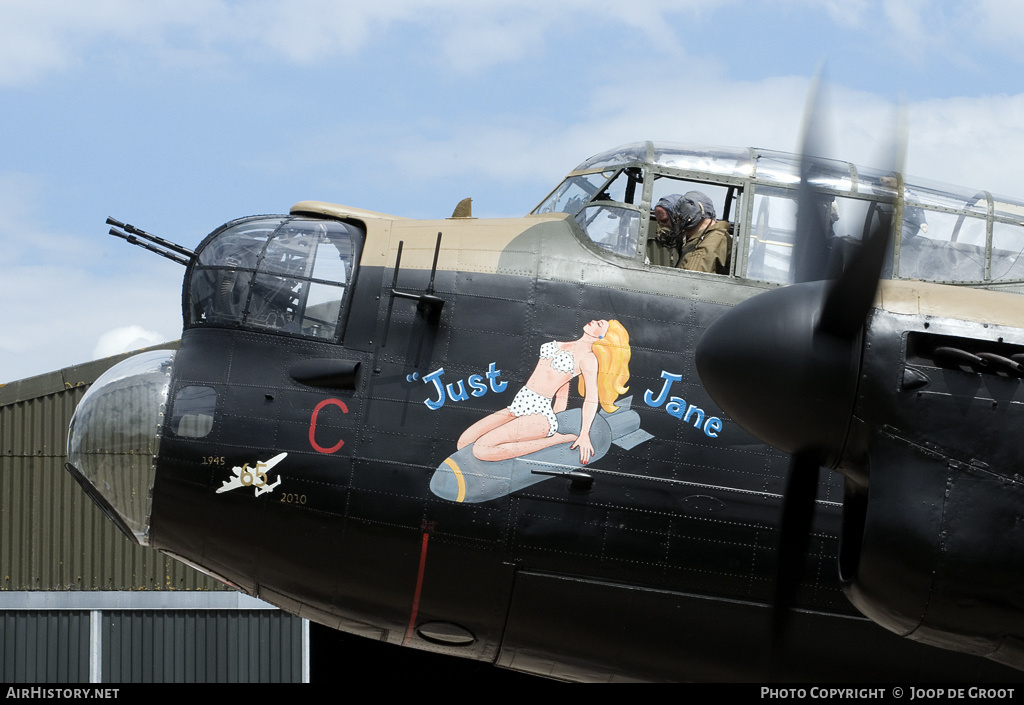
[838,431,1024,671]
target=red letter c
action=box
[309,398,348,454]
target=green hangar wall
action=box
[0,344,306,683]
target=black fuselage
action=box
[144,215,1020,680]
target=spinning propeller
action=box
[694,75,901,652]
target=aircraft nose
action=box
[695,281,859,467]
[66,349,175,546]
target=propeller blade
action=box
[791,69,833,284]
[817,209,892,341]
[770,450,819,676]
[817,101,905,340]
[772,452,820,648]
[697,77,906,666]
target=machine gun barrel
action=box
[108,227,191,266]
[106,217,195,266]
[106,217,196,260]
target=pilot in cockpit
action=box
[647,191,731,274]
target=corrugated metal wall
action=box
[1,610,303,683]
[1,345,306,683]
[102,610,302,683]
[0,344,215,590]
[1,611,90,682]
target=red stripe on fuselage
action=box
[403,532,430,646]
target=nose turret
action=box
[66,349,175,546]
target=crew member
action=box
[647,191,731,274]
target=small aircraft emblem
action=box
[215,453,287,497]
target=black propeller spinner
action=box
[694,77,899,649]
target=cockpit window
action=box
[187,216,363,341]
[991,219,1024,281]
[196,218,282,269]
[746,187,890,283]
[536,141,1024,286]
[533,168,648,258]
[575,205,642,256]
[532,171,617,216]
[896,188,989,282]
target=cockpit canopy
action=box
[534,141,1024,287]
[186,215,363,341]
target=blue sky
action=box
[4,0,1024,382]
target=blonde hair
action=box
[579,319,630,413]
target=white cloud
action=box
[222,0,402,64]
[0,0,214,84]
[0,0,725,85]
[816,0,872,26]
[406,83,1024,225]
[275,58,1024,218]
[0,254,182,383]
[92,325,168,360]
[0,0,1020,88]
[974,0,1024,52]
[0,203,182,383]
[6,0,1024,385]
[905,93,1024,198]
